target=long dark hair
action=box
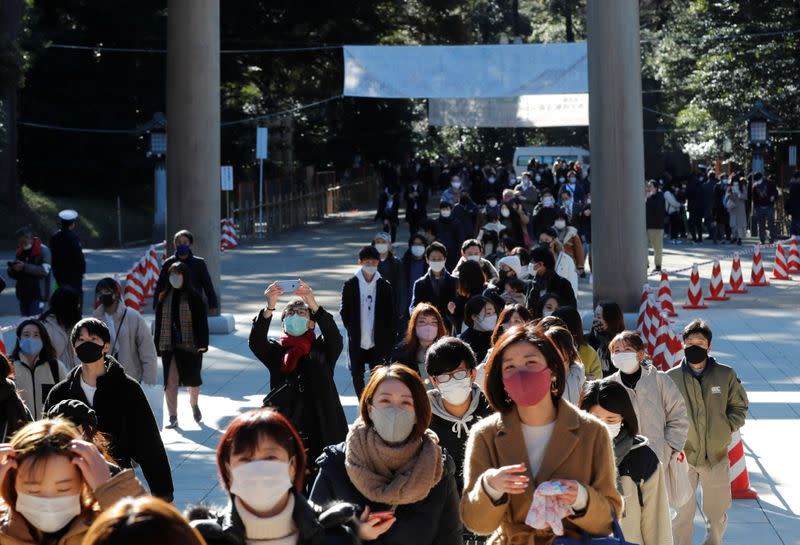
[552,306,587,346]
[160,262,195,301]
[580,380,640,436]
[456,260,487,298]
[11,319,57,363]
[40,286,82,332]
[597,301,625,337]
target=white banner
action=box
[428,93,589,127]
[343,43,588,99]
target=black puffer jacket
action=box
[310,442,463,545]
[0,378,32,442]
[188,491,361,545]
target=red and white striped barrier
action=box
[771,243,792,280]
[651,311,671,372]
[728,430,758,500]
[748,246,769,287]
[657,272,678,317]
[683,264,708,309]
[123,244,165,311]
[221,218,239,251]
[636,284,652,344]
[788,236,800,273]
[726,253,749,294]
[705,260,730,301]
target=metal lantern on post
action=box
[140,112,168,243]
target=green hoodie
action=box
[667,357,749,467]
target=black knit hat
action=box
[47,399,98,429]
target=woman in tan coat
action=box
[0,419,145,545]
[461,323,622,545]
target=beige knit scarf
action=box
[344,418,443,506]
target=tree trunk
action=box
[0,0,22,205]
[565,8,574,42]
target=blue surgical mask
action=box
[176,244,190,256]
[19,337,43,356]
[284,314,309,336]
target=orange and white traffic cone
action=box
[651,311,671,372]
[728,430,758,500]
[705,260,730,301]
[646,290,660,354]
[748,246,769,287]
[787,236,800,273]
[726,253,749,294]
[636,284,652,342]
[657,272,678,317]
[683,264,708,309]
[771,243,792,280]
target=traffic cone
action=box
[651,311,671,372]
[636,284,651,341]
[667,323,684,368]
[728,430,758,500]
[705,260,730,301]
[771,243,792,280]
[657,272,678,317]
[646,290,660,355]
[683,264,708,309]
[788,236,800,273]
[748,246,769,286]
[726,253,749,294]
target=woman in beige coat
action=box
[461,323,622,545]
[582,380,672,545]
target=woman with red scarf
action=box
[248,280,348,476]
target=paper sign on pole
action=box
[221,166,234,191]
[256,127,268,160]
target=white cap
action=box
[58,209,79,221]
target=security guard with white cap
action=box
[49,209,86,307]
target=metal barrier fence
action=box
[235,173,381,239]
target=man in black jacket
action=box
[410,242,458,333]
[49,210,86,308]
[44,317,174,500]
[340,246,397,398]
[646,180,666,272]
[373,231,405,338]
[153,229,218,315]
[526,246,577,310]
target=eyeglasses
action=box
[434,369,470,383]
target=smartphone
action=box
[368,511,395,523]
[274,279,300,293]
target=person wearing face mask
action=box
[435,202,466,272]
[188,408,363,545]
[399,235,429,333]
[410,242,458,333]
[575,190,592,271]
[461,324,622,544]
[539,323,585,406]
[532,293,560,320]
[514,172,540,205]
[453,239,499,282]
[425,337,493,495]
[7,227,52,317]
[44,317,174,501]
[538,228,579,298]
[532,191,558,236]
[153,262,208,427]
[551,306,602,381]
[375,185,401,243]
[459,296,499,363]
[482,192,501,217]
[249,280,348,470]
[372,233,405,338]
[153,229,218,316]
[581,381,672,545]
[387,303,447,383]
[587,301,625,377]
[552,212,585,278]
[48,210,86,310]
[91,278,158,385]
[558,170,584,205]
[311,364,463,545]
[441,175,464,206]
[10,319,67,419]
[474,304,534,386]
[404,179,429,236]
[450,260,490,334]
[0,419,145,545]
[526,247,577,311]
[0,353,32,442]
[39,287,82,370]
[341,246,397,399]
[606,331,688,492]
[667,320,749,545]
[645,180,666,272]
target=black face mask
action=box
[75,342,105,364]
[684,345,708,365]
[99,294,116,307]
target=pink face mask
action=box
[503,367,553,407]
[415,324,438,342]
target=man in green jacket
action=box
[667,319,749,545]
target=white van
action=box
[512,146,590,177]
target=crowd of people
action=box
[0,158,759,545]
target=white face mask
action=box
[475,313,498,332]
[535,175,542,182]
[466,255,481,262]
[16,493,82,533]
[411,244,425,257]
[440,209,452,218]
[543,197,555,207]
[361,265,378,277]
[230,460,293,512]
[429,260,445,272]
[500,207,511,218]
[611,351,640,374]
[451,181,462,190]
[543,310,554,318]
[168,275,183,289]
[370,406,416,443]
[605,421,622,438]
[488,177,496,183]
[554,220,566,230]
[487,199,498,207]
[437,376,473,405]
[375,243,389,254]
